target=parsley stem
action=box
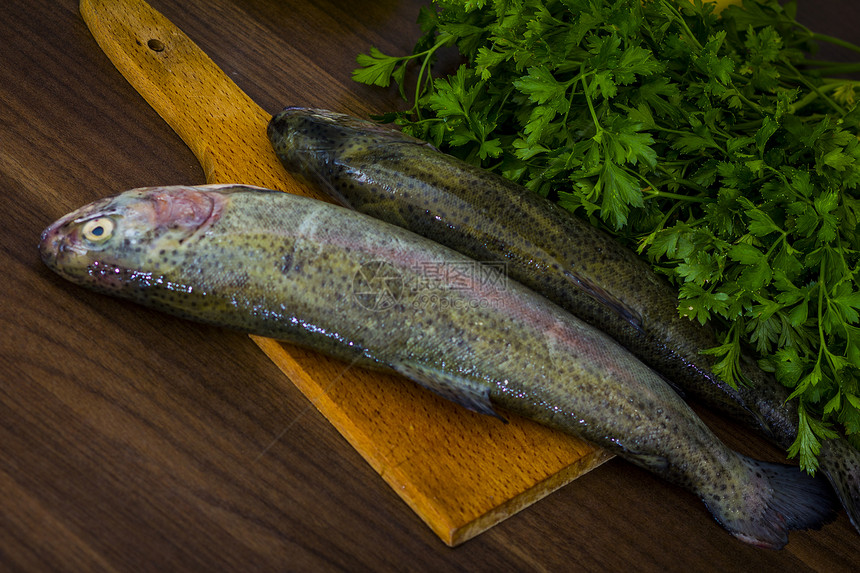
[654,126,728,156]
[790,18,860,54]
[789,89,824,115]
[561,74,581,128]
[785,62,847,116]
[764,232,788,260]
[728,81,764,115]
[809,32,860,56]
[801,60,860,76]
[411,36,456,120]
[635,165,707,203]
[790,79,860,114]
[645,189,706,203]
[579,68,602,134]
[817,258,828,374]
[652,200,684,237]
[659,0,702,51]
[820,78,860,88]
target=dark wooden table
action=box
[3,1,859,571]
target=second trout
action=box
[267,107,860,532]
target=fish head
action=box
[267,107,435,169]
[39,185,223,293]
[267,107,438,204]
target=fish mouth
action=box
[38,200,108,275]
[38,218,63,270]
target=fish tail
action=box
[703,455,838,549]
[818,437,860,534]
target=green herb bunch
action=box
[352,0,860,470]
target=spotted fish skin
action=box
[40,184,836,548]
[267,107,860,533]
[267,108,758,426]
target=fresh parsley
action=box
[352,0,860,472]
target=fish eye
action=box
[81,217,115,243]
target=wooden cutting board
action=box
[78,0,612,546]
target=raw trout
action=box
[40,184,835,548]
[267,107,860,532]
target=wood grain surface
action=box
[2,0,859,571]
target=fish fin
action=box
[818,437,860,534]
[391,361,506,423]
[704,456,838,549]
[625,451,670,472]
[563,270,644,333]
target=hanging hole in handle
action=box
[147,39,165,52]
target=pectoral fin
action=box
[565,270,644,333]
[391,361,507,423]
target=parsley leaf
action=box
[354,0,860,471]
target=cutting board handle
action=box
[79,0,305,193]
